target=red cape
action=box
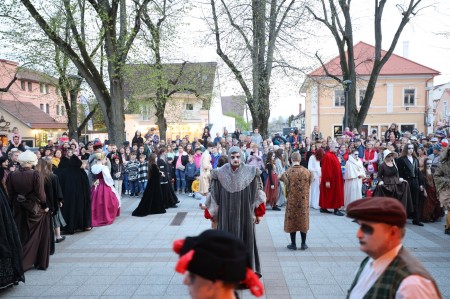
[319,151,344,209]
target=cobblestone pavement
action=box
[2,193,449,299]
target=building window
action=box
[185,103,194,110]
[359,89,366,106]
[403,88,415,106]
[444,101,448,118]
[400,124,414,134]
[56,105,65,116]
[21,81,26,90]
[334,90,345,107]
[40,104,44,111]
[28,82,32,92]
[45,104,50,114]
[333,125,343,138]
[40,83,49,94]
[142,105,149,121]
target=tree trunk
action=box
[68,89,78,141]
[106,77,126,145]
[156,112,167,143]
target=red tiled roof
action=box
[0,100,67,129]
[309,41,440,77]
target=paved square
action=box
[2,194,449,298]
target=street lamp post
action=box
[67,74,83,142]
[343,80,352,130]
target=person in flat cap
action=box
[204,146,266,276]
[346,197,441,299]
[173,229,264,299]
[428,144,442,174]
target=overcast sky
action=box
[178,0,450,119]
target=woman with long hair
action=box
[37,159,66,254]
[132,154,166,216]
[132,130,144,146]
[264,151,280,211]
[308,148,324,209]
[91,152,120,227]
[420,158,444,223]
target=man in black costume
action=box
[157,148,178,209]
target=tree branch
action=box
[0,76,17,92]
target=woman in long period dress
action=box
[308,148,324,209]
[198,143,213,208]
[274,149,286,207]
[264,151,280,210]
[91,152,120,227]
[7,150,51,271]
[132,154,166,216]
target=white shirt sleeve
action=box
[396,275,440,299]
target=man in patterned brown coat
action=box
[280,152,314,250]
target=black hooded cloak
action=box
[59,155,91,233]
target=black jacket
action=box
[396,156,423,185]
[172,154,189,168]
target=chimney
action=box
[299,103,302,114]
[403,41,409,59]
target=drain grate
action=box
[170,212,188,226]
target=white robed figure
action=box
[308,152,321,209]
[344,150,366,207]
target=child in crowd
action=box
[185,155,198,196]
[191,175,202,200]
[193,148,202,169]
[367,172,379,197]
[125,152,140,197]
[111,155,124,197]
[211,147,221,169]
[138,154,148,194]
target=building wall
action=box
[434,90,450,126]
[305,76,432,139]
[0,59,67,123]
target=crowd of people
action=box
[0,122,448,298]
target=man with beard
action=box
[205,146,266,276]
[319,142,344,215]
[157,147,179,208]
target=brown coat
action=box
[280,165,314,233]
[7,167,50,271]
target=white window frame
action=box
[142,104,150,121]
[403,88,416,106]
[359,89,366,106]
[334,90,345,107]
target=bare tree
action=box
[17,0,151,144]
[306,0,428,130]
[207,0,304,137]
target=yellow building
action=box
[123,62,235,142]
[302,42,440,139]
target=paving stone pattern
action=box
[2,194,449,299]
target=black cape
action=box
[0,188,24,289]
[157,158,178,208]
[58,155,91,232]
[132,164,166,216]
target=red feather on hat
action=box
[172,239,185,254]
[175,249,194,274]
[244,268,264,297]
